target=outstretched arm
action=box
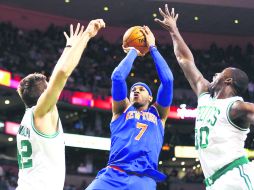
[143,26,173,125]
[155,4,209,96]
[111,48,138,119]
[34,20,105,117]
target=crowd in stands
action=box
[1,21,254,189]
[0,161,205,190]
[1,22,254,107]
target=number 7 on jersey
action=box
[135,122,148,141]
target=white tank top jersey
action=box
[195,92,249,178]
[16,107,65,190]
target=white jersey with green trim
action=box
[16,107,65,190]
[195,92,249,178]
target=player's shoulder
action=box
[197,91,210,98]
[148,105,160,118]
[197,92,211,103]
[123,104,135,113]
[231,100,253,112]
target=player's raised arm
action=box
[111,47,140,119]
[155,4,209,96]
[34,20,105,117]
[142,26,173,125]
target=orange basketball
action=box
[123,26,149,55]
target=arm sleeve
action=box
[150,46,174,107]
[111,48,138,101]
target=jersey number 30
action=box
[17,140,33,169]
[195,126,209,149]
[135,122,148,141]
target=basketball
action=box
[123,26,149,55]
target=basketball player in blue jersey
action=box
[86,26,173,190]
[156,4,254,190]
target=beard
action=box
[132,102,143,108]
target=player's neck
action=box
[214,87,236,99]
[133,104,149,112]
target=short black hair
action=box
[17,73,47,108]
[231,68,249,96]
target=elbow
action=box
[164,80,173,89]
[176,56,194,65]
[57,69,70,79]
[111,69,124,82]
[162,73,174,86]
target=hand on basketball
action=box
[85,19,106,38]
[154,4,178,33]
[142,25,155,48]
[122,45,145,57]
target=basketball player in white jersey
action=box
[16,19,105,190]
[155,4,254,190]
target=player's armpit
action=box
[112,98,130,120]
[242,102,254,125]
[230,101,254,127]
[153,103,170,127]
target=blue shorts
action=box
[85,167,156,190]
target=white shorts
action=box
[207,162,254,190]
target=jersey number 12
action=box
[17,140,33,169]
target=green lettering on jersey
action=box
[18,125,30,138]
[196,106,221,127]
[17,140,33,169]
[195,106,221,150]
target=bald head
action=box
[225,67,249,96]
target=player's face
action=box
[209,68,232,94]
[209,71,223,94]
[130,85,152,106]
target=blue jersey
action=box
[107,105,166,182]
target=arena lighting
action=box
[0,69,11,86]
[168,105,196,120]
[175,146,254,159]
[64,133,111,151]
[103,6,109,11]
[162,144,170,151]
[1,70,197,120]
[8,137,13,142]
[4,121,20,135]
[194,16,199,21]
[4,100,10,105]
[71,92,94,107]
[10,79,20,88]
[175,146,199,158]
[3,121,254,155]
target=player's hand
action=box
[122,45,145,57]
[142,25,155,47]
[64,23,86,47]
[85,19,106,38]
[154,4,178,33]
